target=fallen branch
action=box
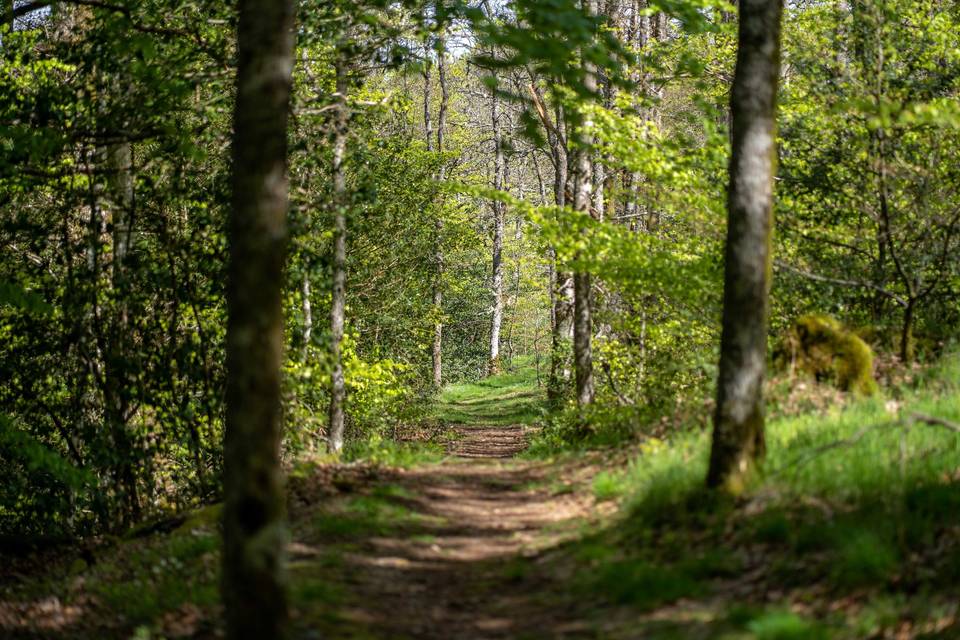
[907,412,960,433]
[774,421,897,474]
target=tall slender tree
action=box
[529,81,573,403]
[706,0,783,491]
[572,0,599,409]
[328,62,349,453]
[489,77,506,375]
[222,0,295,636]
[432,27,449,388]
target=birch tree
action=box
[328,62,349,453]
[489,75,506,375]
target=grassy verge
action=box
[550,354,960,637]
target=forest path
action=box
[288,366,606,639]
[0,363,613,640]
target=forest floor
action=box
[3,360,960,639]
[280,365,626,638]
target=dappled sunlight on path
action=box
[288,417,601,639]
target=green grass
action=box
[343,434,446,467]
[82,514,222,628]
[552,354,960,637]
[433,358,547,425]
[592,470,627,501]
[312,492,428,538]
[742,609,829,640]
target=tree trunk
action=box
[572,275,593,409]
[706,0,782,493]
[107,142,134,277]
[436,32,448,153]
[104,139,139,525]
[328,64,349,453]
[592,156,605,222]
[223,0,295,636]
[548,125,572,403]
[572,0,599,410]
[422,54,433,153]
[900,298,915,363]
[301,273,312,362]
[432,30,449,388]
[489,81,505,376]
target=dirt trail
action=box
[290,423,599,639]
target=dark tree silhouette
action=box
[222,0,295,637]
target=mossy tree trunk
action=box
[223,0,295,636]
[706,0,783,493]
[900,298,915,363]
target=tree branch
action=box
[773,260,907,307]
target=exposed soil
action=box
[288,423,606,639]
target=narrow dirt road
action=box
[289,423,601,639]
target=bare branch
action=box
[773,259,907,307]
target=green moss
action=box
[175,503,223,534]
[778,314,878,395]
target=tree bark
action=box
[301,273,312,362]
[432,30,449,388]
[436,32,448,154]
[547,101,572,403]
[572,0,599,410]
[489,81,506,375]
[223,0,295,636]
[900,297,915,363]
[422,53,433,153]
[706,0,782,492]
[328,64,349,453]
[107,142,134,277]
[104,138,139,524]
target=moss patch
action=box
[777,314,878,395]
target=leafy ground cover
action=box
[2,357,958,638]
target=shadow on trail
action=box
[287,423,596,639]
[447,424,534,458]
